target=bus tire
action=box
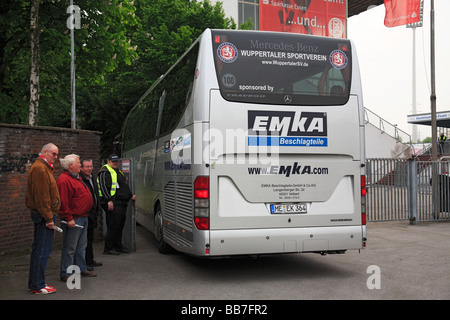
[154,204,173,254]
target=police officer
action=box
[98,154,136,255]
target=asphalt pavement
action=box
[1,220,449,302]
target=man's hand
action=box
[45,221,55,229]
[67,219,76,228]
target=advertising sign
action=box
[384,0,422,27]
[212,30,352,107]
[259,0,347,38]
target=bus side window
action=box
[159,48,198,135]
[123,93,159,150]
[156,90,166,137]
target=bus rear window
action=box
[212,30,352,106]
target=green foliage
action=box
[0,0,236,157]
[77,0,237,156]
[0,0,138,125]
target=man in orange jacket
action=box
[26,143,61,294]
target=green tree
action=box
[0,0,138,126]
[0,0,30,124]
[76,0,239,156]
[1,0,241,158]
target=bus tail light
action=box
[361,175,367,225]
[194,176,209,230]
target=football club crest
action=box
[329,49,347,69]
[217,42,238,63]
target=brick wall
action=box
[0,123,102,255]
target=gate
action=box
[366,158,450,223]
[120,158,136,251]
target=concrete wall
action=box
[365,122,411,159]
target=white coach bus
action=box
[121,29,367,257]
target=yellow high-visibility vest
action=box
[97,164,119,197]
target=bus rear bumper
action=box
[208,225,365,256]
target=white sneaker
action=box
[30,285,56,294]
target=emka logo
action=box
[248,111,328,147]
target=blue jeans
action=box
[28,212,55,290]
[60,217,88,277]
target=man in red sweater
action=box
[57,154,96,281]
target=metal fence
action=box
[366,158,450,223]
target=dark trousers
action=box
[85,222,95,265]
[102,203,127,252]
[439,142,445,155]
[28,212,54,290]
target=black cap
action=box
[108,154,119,161]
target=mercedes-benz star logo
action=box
[284,95,292,104]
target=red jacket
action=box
[57,170,93,222]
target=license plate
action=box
[270,204,307,214]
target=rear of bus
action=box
[199,29,366,256]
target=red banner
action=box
[259,0,347,38]
[384,0,422,27]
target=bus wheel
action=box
[154,205,172,254]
